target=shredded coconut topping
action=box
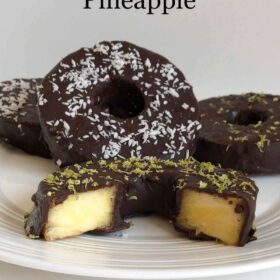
[0,79,42,123]
[39,41,201,164]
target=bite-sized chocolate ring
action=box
[0,79,50,158]
[25,158,258,246]
[194,93,280,174]
[38,41,200,167]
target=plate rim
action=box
[1,248,280,279]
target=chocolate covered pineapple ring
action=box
[0,79,50,158]
[25,158,258,246]
[38,41,200,167]
[194,93,280,174]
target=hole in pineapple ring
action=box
[94,78,145,119]
[227,110,268,126]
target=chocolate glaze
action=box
[0,79,50,158]
[25,158,258,246]
[194,93,280,174]
[38,41,200,167]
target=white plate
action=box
[0,142,280,279]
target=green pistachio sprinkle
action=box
[82,178,89,189]
[199,162,215,173]
[256,135,270,152]
[246,93,268,105]
[228,124,240,135]
[240,181,257,191]
[234,136,249,142]
[199,181,208,189]
[253,121,262,128]
[40,158,256,199]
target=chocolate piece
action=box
[0,79,50,158]
[194,93,280,174]
[25,158,258,246]
[38,41,200,167]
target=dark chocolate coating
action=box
[0,79,50,158]
[38,41,200,167]
[25,158,258,246]
[194,93,280,174]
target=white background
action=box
[0,0,280,279]
[0,0,279,100]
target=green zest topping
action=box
[199,162,215,173]
[203,94,280,150]
[245,93,268,105]
[199,181,208,189]
[256,135,271,152]
[253,121,262,128]
[41,157,257,199]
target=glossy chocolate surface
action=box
[38,41,200,167]
[25,158,258,246]
[194,93,280,174]
[0,79,50,158]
